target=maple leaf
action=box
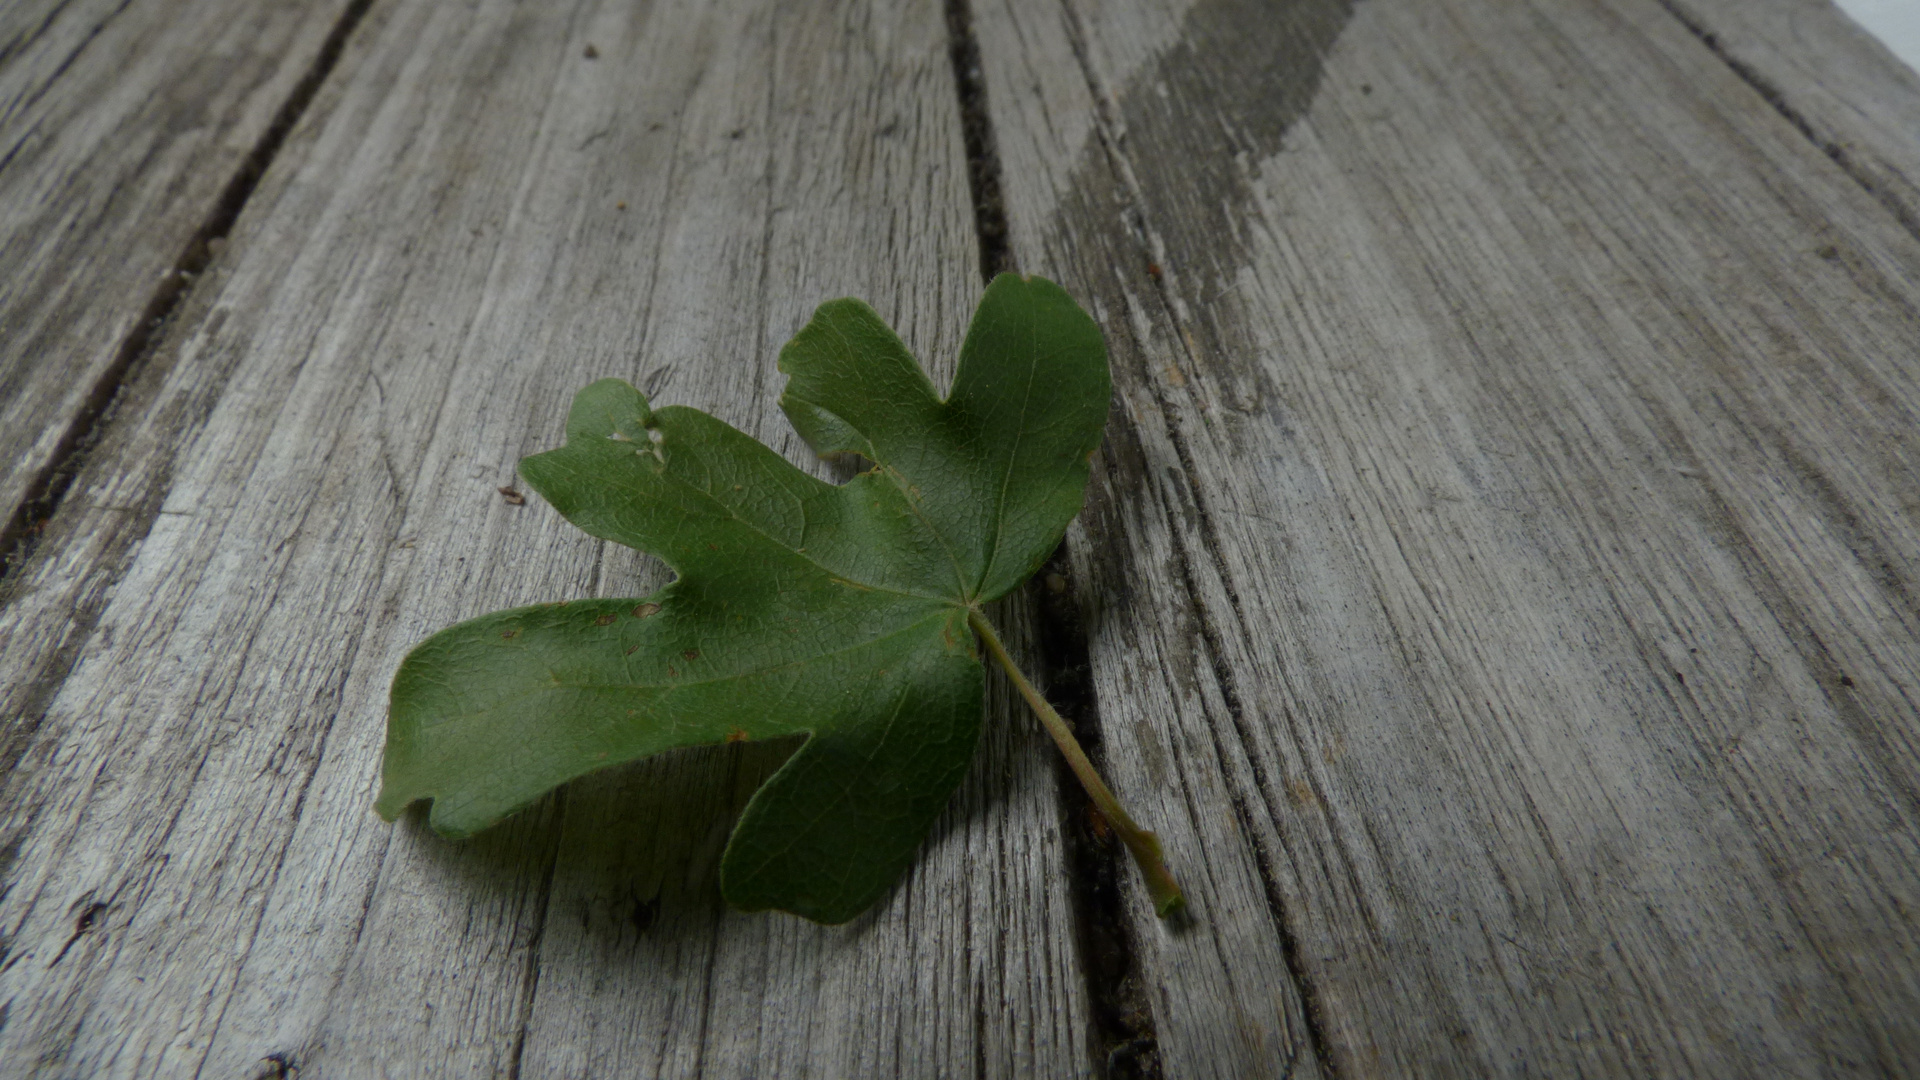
[375,273,1180,923]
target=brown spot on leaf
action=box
[594,613,616,627]
[501,629,519,640]
[625,644,640,655]
[726,728,748,744]
[498,486,525,505]
[683,649,700,661]
[632,603,660,618]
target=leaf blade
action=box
[377,274,1111,921]
[949,274,1112,600]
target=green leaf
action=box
[376,273,1111,923]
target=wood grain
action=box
[0,0,359,539]
[975,0,1920,1074]
[0,0,1091,1075]
[1663,0,1920,236]
[11,0,1920,1072]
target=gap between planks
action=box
[944,0,1165,1073]
[3,0,1098,1068]
[1655,0,1920,244]
[0,0,379,585]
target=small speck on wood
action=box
[249,1052,297,1080]
[248,1052,298,1080]
[583,43,598,59]
[497,486,525,505]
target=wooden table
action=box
[3,0,1918,1075]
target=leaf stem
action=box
[967,609,1185,917]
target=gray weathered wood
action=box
[1665,0,1920,235]
[13,0,1920,1072]
[0,0,1090,1075]
[0,0,358,533]
[976,0,1920,1074]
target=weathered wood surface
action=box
[5,0,1920,1075]
[1669,0,1920,233]
[0,0,1088,1075]
[0,0,360,545]
[975,0,1920,1074]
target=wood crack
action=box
[505,790,563,1080]
[944,0,1013,281]
[0,0,137,141]
[1654,0,1920,245]
[1146,411,1349,1080]
[945,0,1159,1073]
[1029,546,1165,1080]
[0,0,379,586]
[1048,0,1351,1065]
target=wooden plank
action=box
[0,0,361,544]
[974,0,1920,1074]
[1662,0,1920,235]
[0,0,1092,1074]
